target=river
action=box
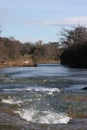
[0,64,87,130]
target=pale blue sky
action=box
[0,0,87,43]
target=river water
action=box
[0,64,87,130]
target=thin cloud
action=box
[25,16,87,26]
[40,16,87,26]
[1,15,87,27]
[62,16,87,25]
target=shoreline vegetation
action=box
[0,54,37,68]
[60,43,87,68]
[0,58,60,69]
[0,58,37,68]
[1,25,87,69]
[60,25,87,68]
[0,37,62,68]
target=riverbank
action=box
[37,60,60,64]
[0,56,37,68]
[0,61,37,68]
[0,56,60,68]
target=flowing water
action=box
[0,64,87,130]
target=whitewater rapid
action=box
[2,86,71,124]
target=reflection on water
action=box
[0,64,87,129]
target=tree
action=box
[60,42,87,68]
[60,25,87,46]
[0,37,21,60]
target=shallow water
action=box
[0,64,87,129]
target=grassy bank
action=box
[0,55,37,68]
[0,54,61,69]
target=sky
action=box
[0,0,87,43]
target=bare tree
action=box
[60,25,87,46]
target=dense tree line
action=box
[21,41,61,62]
[60,25,87,68]
[61,42,87,68]
[0,37,61,63]
[0,37,21,62]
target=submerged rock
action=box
[81,87,87,90]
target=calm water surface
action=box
[0,64,87,130]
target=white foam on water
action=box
[2,98,23,104]
[3,88,22,92]
[3,87,61,95]
[14,109,71,124]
